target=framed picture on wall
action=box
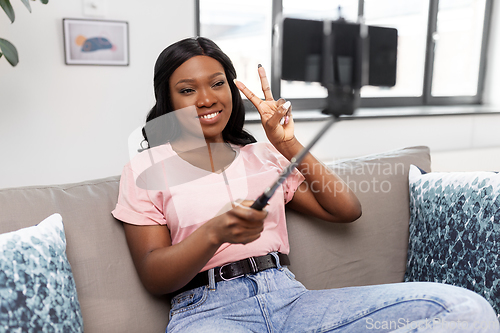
[63,18,129,66]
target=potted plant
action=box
[0,0,49,66]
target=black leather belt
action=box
[173,253,290,296]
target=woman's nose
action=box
[196,88,217,108]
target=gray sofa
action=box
[0,146,431,332]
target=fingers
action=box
[234,64,273,108]
[232,200,268,220]
[234,65,292,126]
[258,65,274,101]
[266,100,292,128]
[234,79,263,110]
[282,101,292,125]
[217,202,266,244]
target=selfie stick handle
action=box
[250,115,338,211]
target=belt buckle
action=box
[219,262,244,281]
[247,257,258,274]
[219,257,260,281]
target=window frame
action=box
[196,0,494,110]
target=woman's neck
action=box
[170,133,224,152]
[170,139,235,174]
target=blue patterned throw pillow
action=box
[405,165,500,314]
[0,214,83,332]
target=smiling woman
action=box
[111,36,498,333]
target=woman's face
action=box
[169,55,233,143]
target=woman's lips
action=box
[197,110,222,124]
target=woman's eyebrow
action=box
[209,72,225,79]
[174,72,225,86]
[174,78,194,86]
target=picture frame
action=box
[63,18,129,66]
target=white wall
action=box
[0,0,195,189]
[0,0,499,189]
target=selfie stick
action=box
[250,15,365,211]
[250,115,337,211]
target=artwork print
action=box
[63,19,129,65]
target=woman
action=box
[112,37,498,332]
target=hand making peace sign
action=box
[234,65,295,148]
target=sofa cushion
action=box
[0,177,170,333]
[286,146,431,289]
[0,213,83,332]
[405,165,500,315]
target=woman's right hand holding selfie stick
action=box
[203,200,268,246]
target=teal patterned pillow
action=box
[405,165,500,314]
[0,214,83,332]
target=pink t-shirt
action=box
[112,141,304,271]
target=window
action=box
[362,0,429,98]
[431,0,487,97]
[199,0,273,99]
[198,0,492,109]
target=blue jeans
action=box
[167,258,499,332]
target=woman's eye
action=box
[213,81,225,88]
[179,88,194,94]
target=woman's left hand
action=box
[234,65,295,148]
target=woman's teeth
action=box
[200,111,219,119]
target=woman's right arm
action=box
[122,201,267,296]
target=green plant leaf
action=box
[0,38,19,66]
[0,0,15,23]
[20,0,31,12]
[39,0,48,4]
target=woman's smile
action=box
[197,110,222,122]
